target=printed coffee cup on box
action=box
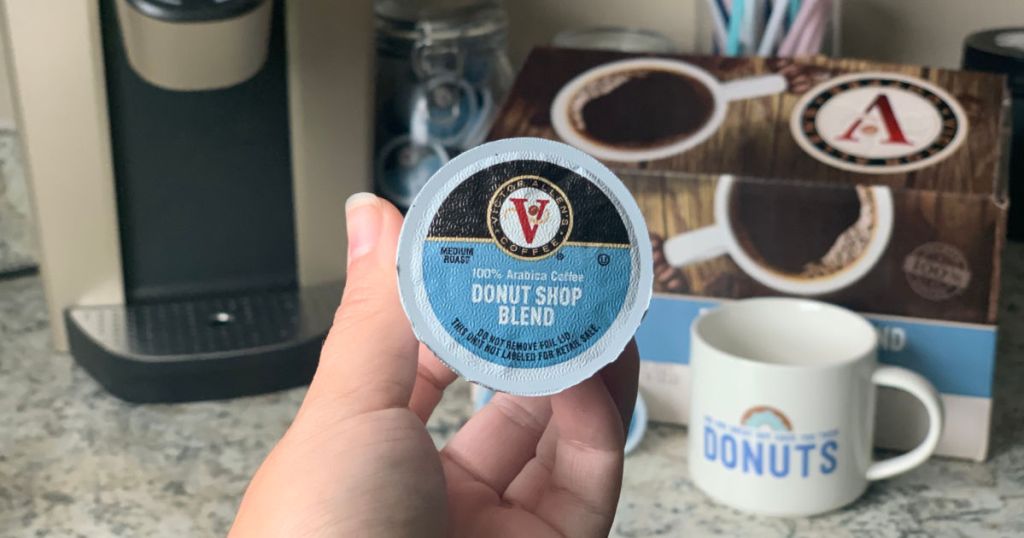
[663,176,894,296]
[396,137,653,395]
[551,58,787,162]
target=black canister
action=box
[964,28,1024,239]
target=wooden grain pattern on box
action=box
[487,48,1007,324]
[489,48,1009,196]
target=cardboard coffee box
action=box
[488,47,1010,461]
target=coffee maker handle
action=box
[720,74,788,102]
[662,226,730,267]
[866,366,944,481]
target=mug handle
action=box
[720,74,788,101]
[866,366,944,481]
[663,226,729,267]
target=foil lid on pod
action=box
[397,138,653,395]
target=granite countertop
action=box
[3,247,1023,538]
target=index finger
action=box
[529,341,639,536]
[533,376,626,537]
[409,344,459,422]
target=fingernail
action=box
[345,193,382,266]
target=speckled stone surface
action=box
[2,246,1023,537]
[0,130,36,275]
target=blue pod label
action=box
[398,138,652,396]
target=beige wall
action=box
[841,0,1024,68]
[0,2,706,121]
[502,0,1022,70]
[0,1,1020,126]
[2,0,125,349]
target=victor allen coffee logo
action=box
[487,175,573,260]
[790,72,968,174]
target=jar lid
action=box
[375,0,507,43]
[552,27,678,54]
[963,28,1024,90]
[396,138,653,395]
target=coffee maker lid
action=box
[126,0,264,22]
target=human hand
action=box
[230,193,639,537]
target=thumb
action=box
[304,193,419,418]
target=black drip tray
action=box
[65,284,341,403]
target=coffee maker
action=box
[2,0,374,402]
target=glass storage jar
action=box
[373,0,512,210]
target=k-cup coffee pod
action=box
[397,137,653,395]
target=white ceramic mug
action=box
[688,298,943,516]
[663,175,894,296]
[551,58,787,162]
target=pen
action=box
[726,0,746,56]
[758,0,791,56]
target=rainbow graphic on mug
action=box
[740,406,793,432]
